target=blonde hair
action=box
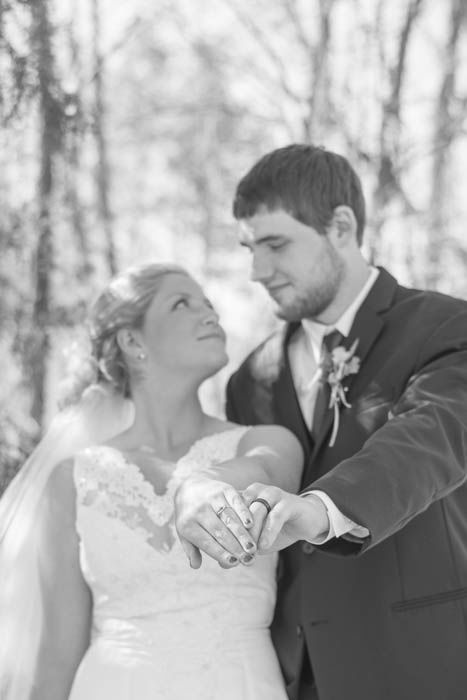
[64,262,187,404]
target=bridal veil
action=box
[0,384,133,699]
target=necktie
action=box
[311,330,343,439]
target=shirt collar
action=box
[301,267,379,350]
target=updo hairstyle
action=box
[89,262,186,397]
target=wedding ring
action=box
[215,505,228,517]
[250,497,272,514]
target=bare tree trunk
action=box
[302,0,335,143]
[368,0,423,264]
[91,0,117,275]
[0,0,4,47]
[425,0,467,289]
[29,0,61,425]
[64,1,91,279]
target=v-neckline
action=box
[95,426,246,500]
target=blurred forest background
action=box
[1,0,467,491]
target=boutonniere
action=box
[320,339,360,446]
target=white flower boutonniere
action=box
[321,339,360,447]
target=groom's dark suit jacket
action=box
[226,268,467,700]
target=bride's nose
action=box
[201,309,220,326]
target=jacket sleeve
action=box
[311,310,467,554]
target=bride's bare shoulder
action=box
[24,459,80,546]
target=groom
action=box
[177,144,467,700]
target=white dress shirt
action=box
[288,267,379,544]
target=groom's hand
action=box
[243,484,329,552]
[174,476,257,569]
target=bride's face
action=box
[140,272,228,378]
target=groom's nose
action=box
[251,251,274,285]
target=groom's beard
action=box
[274,275,342,322]
[274,245,344,322]
[275,288,330,321]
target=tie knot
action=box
[322,330,343,354]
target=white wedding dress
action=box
[68,427,287,700]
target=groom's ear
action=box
[328,205,357,247]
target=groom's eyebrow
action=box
[240,234,284,248]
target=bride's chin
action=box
[202,352,229,378]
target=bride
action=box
[0,262,303,700]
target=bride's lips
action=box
[198,328,226,342]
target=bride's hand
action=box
[174,476,257,569]
[245,498,271,548]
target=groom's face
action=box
[239,207,344,322]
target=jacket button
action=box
[302,542,314,554]
[296,625,303,637]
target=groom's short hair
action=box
[233,144,366,245]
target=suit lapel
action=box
[307,267,398,463]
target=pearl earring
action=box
[137,352,146,360]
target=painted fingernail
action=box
[245,541,255,550]
[241,554,254,564]
[228,556,238,564]
[244,517,252,526]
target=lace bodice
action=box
[70,427,286,700]
[74,428,278,632]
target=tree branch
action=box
[219,0,303,104]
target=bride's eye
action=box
[173,297,189,310]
